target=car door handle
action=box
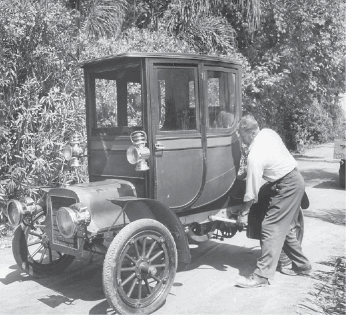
[155,142,165,150]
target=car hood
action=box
[48,179,136,233]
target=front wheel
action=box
[12,211,75,277]
[103,219,177,315]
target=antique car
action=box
[4,53,304,314]
[334,140,346,188]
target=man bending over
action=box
[235,115,311,288]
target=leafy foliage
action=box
[239,0,346,150]
[80,0,128,38]
[123,0,261,53]
[0,0,345,201]
[0,0,86,200]
[288,107,334,152]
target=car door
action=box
[149,61,204,210]
[192,66,241,208]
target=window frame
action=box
[152,64,201,135]
[89,62,144,137]
[204,66,239,134]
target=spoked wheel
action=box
[12,211,75,277]
[103,219,177,315]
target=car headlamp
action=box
[126,131,150,171]
[56,207,78,238]
[6,197,40,227]
[62,133,84,167]
[7,200,24,227]
[56,203,90,238]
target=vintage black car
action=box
[4,53,304,314]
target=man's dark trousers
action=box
[254,168,311,279]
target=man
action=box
[235,115,311,288]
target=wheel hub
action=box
[41,233,50,247]
[135,257,157,280]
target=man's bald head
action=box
[237,115,260,146]
[238,115,259,132]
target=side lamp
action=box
[126,131,150,171]
[62,133,84,167]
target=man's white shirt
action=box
[244,128,297,202]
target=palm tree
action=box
[66,0,128,38]
[125,0,261,53]
[65,0,261,53]
[164,0,261,32]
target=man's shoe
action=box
[277,262,291,271]
[236,273,268,288]
[279,266,312,276]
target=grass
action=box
[298,256,346,315]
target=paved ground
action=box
[294,142,339,162]
[0,143,345,315]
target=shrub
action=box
[0,0,86,200]
[288,107,334,152]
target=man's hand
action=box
[236,213,248,227]
[236,199,254,227]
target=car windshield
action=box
[92,62,142,136]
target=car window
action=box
[154,66,198,131]
[92,62,143,135]
[207,70,236,129]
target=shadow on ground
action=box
[0,260,105,308]
[297,256,345,315]
[89,239,260,314]
[0,239,259,315]
[303,208,345,225]
[300,168,340,189]
[184,240,260,274]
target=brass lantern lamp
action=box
[126,131,150,171]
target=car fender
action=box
[111,197,191,267]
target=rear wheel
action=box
[12,211,75,277]
[103,219,177,315]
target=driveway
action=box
[0,143,345,315]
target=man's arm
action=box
[239,199,254,215]
[243,153,264,203]
[236,199,254,226]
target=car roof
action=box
[80,52,241,68]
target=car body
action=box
[5,53,303,314]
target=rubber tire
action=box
[103,219,177,315]
[12,211,75,278]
